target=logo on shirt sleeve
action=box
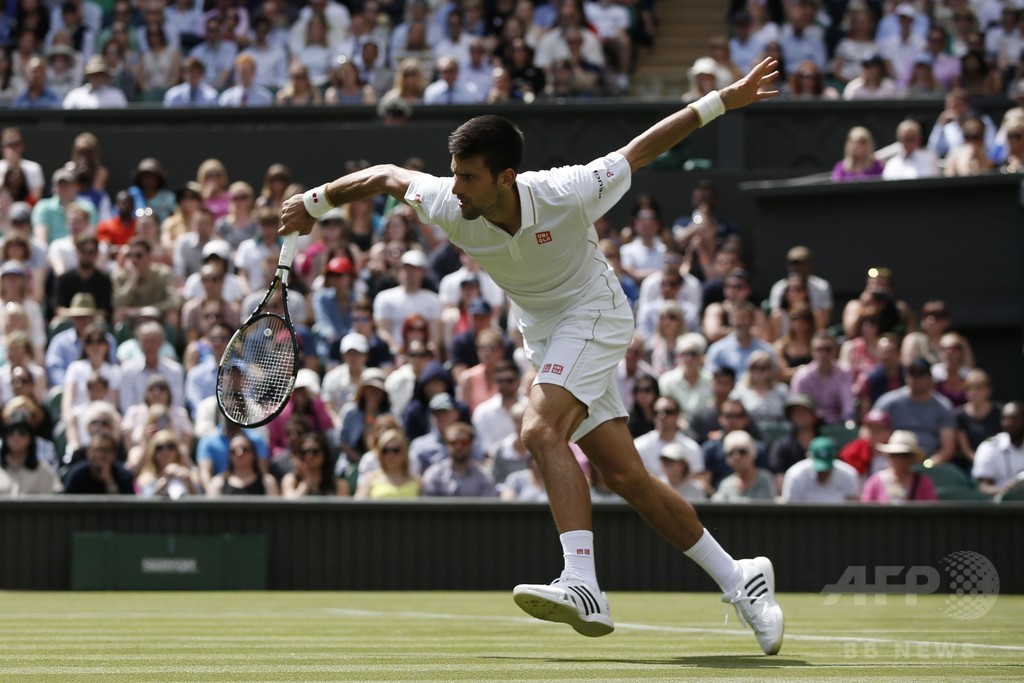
[536,230,552,244]
[413,193,422,203]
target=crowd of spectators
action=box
[0,0,656,112]
[0,119,1021,504]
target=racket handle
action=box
[279,232,299,269]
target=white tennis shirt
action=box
[406,152,633,338]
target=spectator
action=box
[62,321,121,415]
[121,374,192,467]
[293,12,334,88]
[0,415,62,495]
[831,126,885,181]
[972,402,1024,499]
[354,428,420,499]
[499,451,548,502]
[32,164,96,244]
[785,58,840,100]
[219,53,273,106]
[135,26,181,102]
[731,350,789,435]
[374,249,442,351]
[96,190,137,248]
[779,0,826,74]
[206,433,281,497]
[409,391,475,473]
[0,261,46,355]
[689,367,738,444]
[584,0,632,91]
[194,418,268,490]
[377,58,426,117]
[659,333,712,421]
[932,332,972,408]
[922,26,961,88]
[424,55,482,104]
[728,9,764,73]
[128,158,176,226]
[184,322,231,415]
[711,429,776,502]
[62,55,128,109]
[955,50,1001,96]
[882,118,940,180]
[275,63,323,106]
[1001,117,1024,173]
[842,55,899,99]
[780,435,859,503]
[190,15,236,89]
[840,305,884,402]
[927,88,996,159]
[112,237,180,329]
[339,368,392,464]
[282,431,346,497]
[350,297,394,370]
[705,303,775,375]
[325,57,377,106]
[472,359,527,455]
[657,442,708,502]
[880,2,925,87]
[163,57,219,107]
[119,321,186,413]
[901,300,960,367]
[702,269,765,343]
[829,3,879,86]
[839,408,895,480]
[44,45,79,103]
[288,0,352,56]
[619,207,665,283]
[12,55,61,109]
[134,429,199,499]
[0,128,45,202]
[767,393,822,487]
[421,422,497,497]
[44,293,116,387]
[767,246,833,331]
[491,402,531,486]
[860,430,938,502]
[955,368,1002,470]
[944,117,995,176]
[874,357,956,463]
[322,331,370,416]
[773,303,815,384]
[436,7,474,67]
[312,256,356,365]
[842,267,915,339]
[700,398,769,489]
[62,431,133,494]
[0,332,45,406]
[790,331,854,425]
[242,15,289,91]
[616,333,657,416]
[269,368,334,458]
[625,373,659,439]
[633,395,703,479]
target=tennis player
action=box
[281,57,784,655]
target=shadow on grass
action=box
[481,655,811,669]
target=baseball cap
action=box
[659,443,690,462]
[467,298,491,316]
[294,368,321,395]
[787,245,812,262]
[8,202,31,224]
[400,250,428,268]
[808,436,838,472]
[202,239,232,261]
[52,165,76,186]
[863,409,891,428]
[359,367,387,392]
[895,3,916,18]
[428,392,456,412]
[326,256,354,275]
[340,332,369,355]
[0,261,25,277]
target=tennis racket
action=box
[216,232,301,427]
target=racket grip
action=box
[279,232,299,269]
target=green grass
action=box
[1,592,1022,682]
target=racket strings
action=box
[217,315,297,425]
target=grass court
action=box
[1,591,1021,682]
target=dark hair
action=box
[226,433,257,475]
[298,432,336,494]
[448,115,524,176]
[0,419,38,470]
[494,359,519,377]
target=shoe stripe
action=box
[744,573,765,592]
[747,578,767,598]
[567,585,598,616]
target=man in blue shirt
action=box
[12,57,62,109]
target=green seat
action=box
[46,385,64,425]
[915,462,986,502]
[996,484,1024,503]
[760,421,792,446]
[820,423,859,449]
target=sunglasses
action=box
[727,448,750,457]
[300,448,323,457]
[654,408,679,416]
[155,443,177,451]
[380,446,402,455]
[446,437,471,446]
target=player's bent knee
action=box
[598,461,654,499]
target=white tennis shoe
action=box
[513,577,614,637]
[722,556,785,655]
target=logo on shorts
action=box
[536,230,552,244]
[542,363,551,373]
[551,364,564,375]
[576,549,590,556]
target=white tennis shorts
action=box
[521,305,635,441]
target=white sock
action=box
[560,530,598,587]
[684,529,743,594]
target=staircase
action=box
[631,0,729,99]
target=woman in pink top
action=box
[860,430,938,503]
[458,327,504,412]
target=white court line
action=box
[325,608,1024,654]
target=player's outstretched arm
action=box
[617,57,779,173]
[279,164,425,236]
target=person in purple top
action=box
[831,126,884,182]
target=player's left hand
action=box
[279,193,317,236]
[720,57,779,111]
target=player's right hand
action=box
[279,193,317,236]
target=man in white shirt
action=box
[473,360,528,454]
[279,58,784,653]
[882,119,940,180]
[972,402,1024,499]
[62,56,128,109]
[780,436,860,502]
[619,207,665,282]
[633,396,703,477]
[373,249,442,349]
[767,245,833,329]
[0,128,45,201]
[423,56,483,104]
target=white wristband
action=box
[302,183,334,218]
[688,90,726,128]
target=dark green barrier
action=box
[71,532,266,590]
